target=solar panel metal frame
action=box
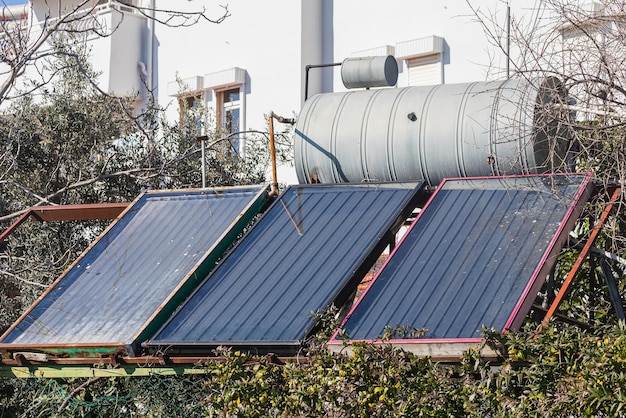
[328,174,593,358]
[145,182,427,356]
[0,186,269,358]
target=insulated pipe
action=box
[304,62,341,101]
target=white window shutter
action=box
[407,55,442,86]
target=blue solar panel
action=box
[330,174,592,348]
[0,186,268,356]
[146,182,426,355]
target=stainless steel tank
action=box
[341,56,398,89]
[294,77,571,185]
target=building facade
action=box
[1,0,611,182]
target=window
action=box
[216,87,242,155]
[406,54,443,86]
[203,67,247,156]
[395,36,445,86]
[178,93,203,134]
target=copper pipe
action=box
[268,113,279,196]
[267,112,295,196]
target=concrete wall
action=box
[154,0,306,132]
[2,0,564,184]
[7,0,553,129]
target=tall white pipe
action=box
[148,0,155,93]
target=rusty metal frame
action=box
[0,187,271,359]
[0,203,129,243]
[0,353,292,378]
[541,186,622,327]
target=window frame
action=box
[177,92,204,133]
[215,86,243,155]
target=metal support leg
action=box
[541,187,621,328]
[599,258,626,321]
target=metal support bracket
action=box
[599,258,626,321]
[541,187,621,328]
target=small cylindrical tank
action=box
[341,56,398,89]
[294,77,571,186]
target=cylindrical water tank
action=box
[341,56,398,89]
[294,77,571,186]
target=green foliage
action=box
[0,40,275,336]
[380,325,428,341]
[4,4,626,416]
[482,323,626,416]
[3,324,626,416]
